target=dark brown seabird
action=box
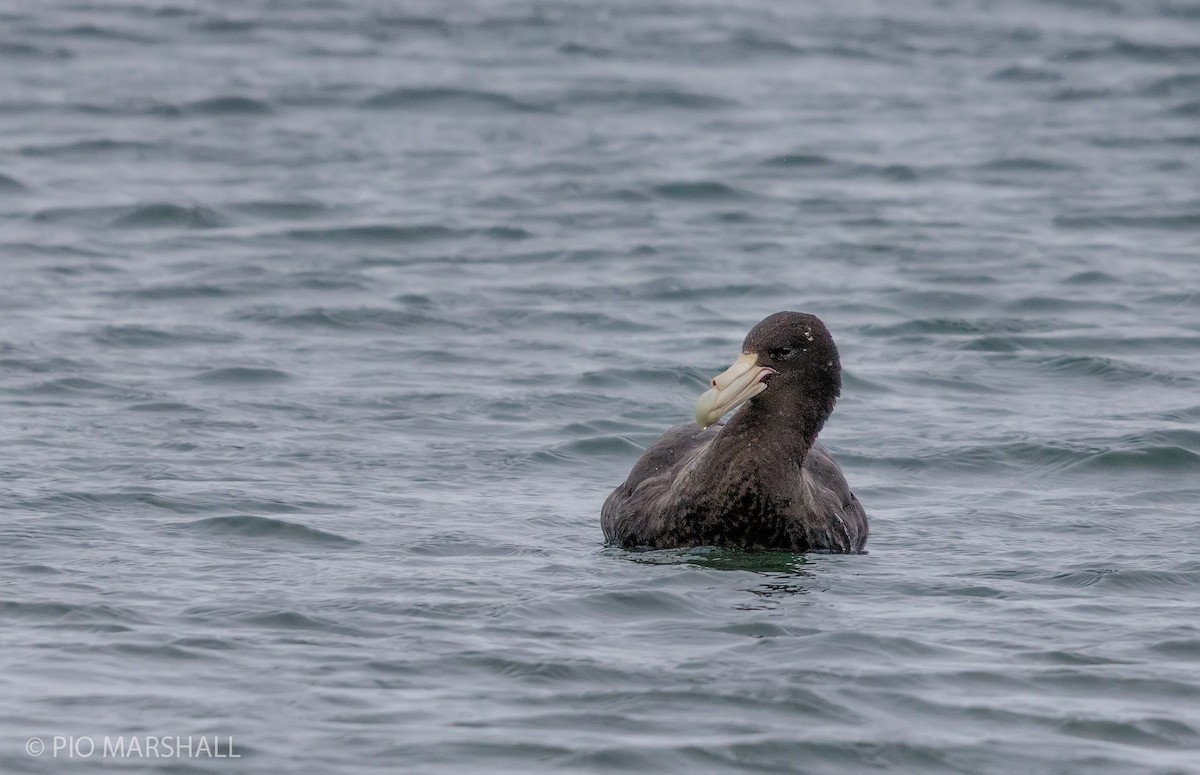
[601,312,868,553]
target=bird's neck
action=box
[685,403,822,502]
[722,400,824,457]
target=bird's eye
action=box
[769,347,793,360]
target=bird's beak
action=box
[695,352,776,428]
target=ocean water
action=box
[3,0,1200,772]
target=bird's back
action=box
[793,441,868,552]
[601,421,717,547]
[602,423,867,552]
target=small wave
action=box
[1122,428,1200,452]
[1089,135,1158,149]
[1041,566,1200,592]
[54,23,160,43]
[1031,354,1191,385]
[878,163,919,181]
[0,173,25,191]
[1047,87,1113,101]
[965,333,1200,355]
[127,401,205,413]
[558,87,735,111]
[1002,296,1127,313]
[361,86,541,113]
[91,324,239,348]
[485,225,532,240]
[651,180,746,200]
[558,42,612,58]
[843,441,1101,475]
[191,17,259,34]
[1149,639,1200,659]
[1111,38,1200,64]
[988,65,1063,82]
[977,157,1080,173]
[456,655,640,686]
[806,630,957,659]
[492,308,649,332]
[117,283,234,300]
[1,243,104,260]
[863,318,1035,336]
[728,30,805,56]
[234,610,357,633]
[181,95,273,115]
[1160,2,1200,18]
[110,642,206,661]
[1171,99,1200,116]
[193,366,291,384]
[283,224,463,243]
[0,600,144,625]
[1058,716,1200,747]
[891,290,993,312]
[8,376,128,397]
[553,435,646,459]
[179,515,357,546]
[112,203,229,229]
[14,490,277,516]
[1055,212,1200,230]
[170,636,237,652]
[1066,445,1200,474]
[548,588,704,619]
[1058,39,1200,64]
[30,205,111,225]
[236,306,444,332]
[20,138,156,157]
[1144,399,1200,424]
[371,14,452,35]
[283,271,372,291]
[760,153,833,168]
[407,535,530,557]
[1141,72,1200,97]
[841,372,889,394]
[619,278,770,301]
[502,434,645,470]
[1142,291,1200,306]
[0,40,70,58]
[1064,270,1118,284]
[33,202,226,229]
[232,199,328,220]
[0,354,83,374]
[959,336,1023,352]
[799,162,927,183]
[1018,649,1121,666]
[8,564,61,575]
[813,44,881,60]
[560,419,652,437]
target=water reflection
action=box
[611,546,817,606]
[613,546,809,571]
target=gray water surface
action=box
[3,1,1200,773]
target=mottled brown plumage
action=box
[602,312,868,552]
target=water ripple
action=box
[175,516,358,546]
[361,87,542,113]
[4,2,1200,774]
[193,366,292,384]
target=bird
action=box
[601,311,868,553]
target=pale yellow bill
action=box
[694,352,773,428]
